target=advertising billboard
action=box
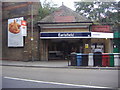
[8,17,24,47]
[21,20,27,36]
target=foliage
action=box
[74,1,119,24]
[39,2,58,20]
[39,7,50,19]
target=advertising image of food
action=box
[9,20,21,34]
[8,17,24,47]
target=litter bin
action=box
[76,53,82,66]
[88,53,94,66]
[109,53,114,67]
[93,52,102,66]
[70,54,77,66]
[114,53,119,67]
[82,54,88,66]
[102,53,110,67]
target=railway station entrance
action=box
[48,39,84,60]
[39,34,91,61]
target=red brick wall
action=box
[2,2,41,61]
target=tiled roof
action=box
[54,16,75,22]
[40,5,91,22]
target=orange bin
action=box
[102,53,110,67]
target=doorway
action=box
[48,39,83,60]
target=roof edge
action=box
[37,21,93,24]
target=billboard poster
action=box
[21,20,27,36]
[8,17,24,47]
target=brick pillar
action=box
[105,39,113,53]
[40,40,48,61]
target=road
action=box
[2,66,119,89]
[3,77,88,88]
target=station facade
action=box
[2,2,113,61]
[38,5,113,61]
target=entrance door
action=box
[48,39,83,60]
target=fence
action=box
[68,53,120,67]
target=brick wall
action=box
[2,2,41,61]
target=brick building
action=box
[38,5,113,61]
[2,2,113,61]
[2,1,41,61]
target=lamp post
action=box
[31,3,34,62]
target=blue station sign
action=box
[40,32,91,39]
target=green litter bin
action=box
[109,54,114,67]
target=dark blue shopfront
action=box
[40,32,91,60]
[40,32,91,39]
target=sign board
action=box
[92,25,111,32]
[85,44,89,48]
[91,32,113,38]
[21,20,27,36]
[8,17,24,47]
[40,32,113,39]
[40,32,91,39]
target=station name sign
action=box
[58,33,74,37]
[40,32,91,39]
[91,32,113,38]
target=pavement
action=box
[0,60,120,70]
